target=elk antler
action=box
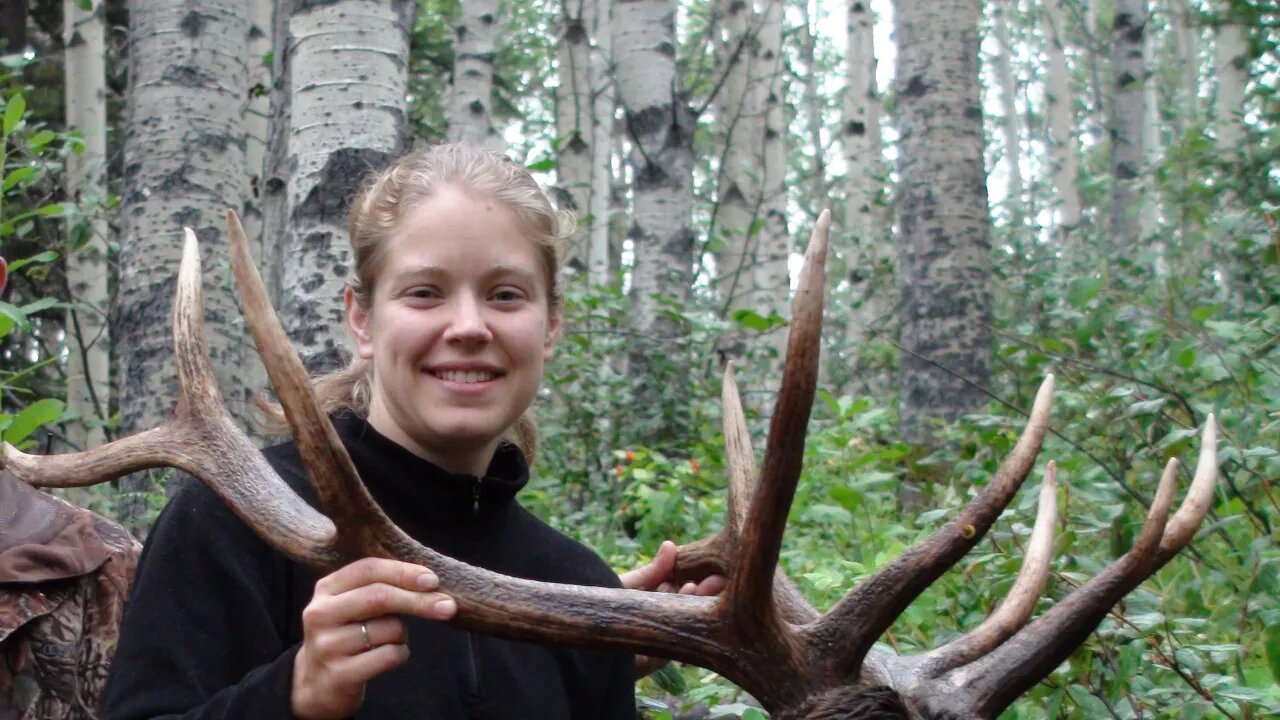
[1,210,1218,719]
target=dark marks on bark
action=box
[180,11,204,38]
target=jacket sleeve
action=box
[98,476,303,720]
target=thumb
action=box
[620,541,677,591]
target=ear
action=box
[345,287,375,360]
[543,305,562,362]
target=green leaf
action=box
[650,663,686,695]
[28,129,56,150]
[731,309,786,332]
[1126,398,1166,417]
[19,297,60,314]
[4,399,65,445]
[77,0,92,10]
[1266,623,1280,685]
[2,93,25,136]
[1174,345,1197,368]
[1067,276,1103,308]
[2,165,35,192]
[0,302,30,333]
[525,157,555,172]
[7,250,59,272]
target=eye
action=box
[406,286,441,301]
[490,286,526,304]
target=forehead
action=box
[378,187,544,279]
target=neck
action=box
[364,409,499,477]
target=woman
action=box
[100,144,706,719]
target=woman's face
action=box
[347,184,560,475]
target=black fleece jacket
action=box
[100,414,636,719]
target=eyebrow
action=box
[390,264,540,286]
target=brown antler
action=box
[1,209,1218,719]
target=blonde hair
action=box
[272,143,571,463]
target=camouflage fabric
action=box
[0,474,141,720]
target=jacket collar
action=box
[328,413,528,527]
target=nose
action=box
[442,293,493,347]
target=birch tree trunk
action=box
[557,0,594,276]
[713,0,760,328]
[586,6,615,286]
[279,0,413,369]
[117,0,252,531]
[1108,0,1147,250]
[1167,0,1199,132]
[894,0,992,443]
[615,0,694,321]
[1213,2,1247,155]
[992,2,1024,221]
[556,0,614,285]
[242,0,274,266]
[62,0,110,451]
[842,0,888,368]
[755,0,789,343]
[615,0,695,437]
[1043,0,1081,232]
[446,0,504,150]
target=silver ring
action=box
[360,621,372,652]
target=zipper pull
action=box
[472,479,481,516]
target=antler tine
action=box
[947,422,1217,719]
[723,362,756,535]
[671,362,819,625]
[918,461,1058,675]
[728,209,829,633]
[226,211,405,564]
[814,375,1054,678]
[1159,415,1219,557]
[2,230,341,568]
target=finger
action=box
[680,582,696,595]
[324,642,412,686]
[695,574,727,596]
[304,584,455,629]
[316,616,407,658]
[620,541,677,591]
[315,557,439,597]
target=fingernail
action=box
[436,598,456,615]
[418,572,438,590]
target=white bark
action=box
[586,6,615,286]
[1141,21,1161,253]
[118,0,253,527]
[556,0,614,285]
[446,0,504,150]
[1043,0,1081,230]
[1108,0,1147,249]
[842,0,888,352]
[992,2,1024,217]
[1213,3,1247,154]
[713,0,757,321]
[1167,0,1199,128]
[62,0,110,450]
[615,0,694,336]
[243,0,273,266]
[280,0,413,368]
[755,0,789,332]
[894,0,993,442]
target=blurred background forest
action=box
[0,0,1277,716]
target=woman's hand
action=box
[620,541,726,677]
[290,557,457,719]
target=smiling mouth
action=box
[431,369,499,384]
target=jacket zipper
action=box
[465,477,483,704]
[464,632,482,703]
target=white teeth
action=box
[435,370,496,383]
